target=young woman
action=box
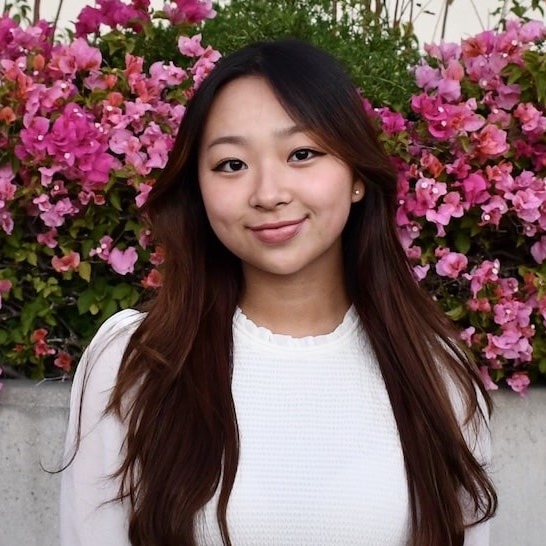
[61,39,497,546]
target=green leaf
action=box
[27,251,37,266]
[112,282,132,300]
[78,261,92,282]
[77,289,97,315]
[454,233,471,255]
[445,305,466,321]
[99,299,118,322]
[110,191,122,211]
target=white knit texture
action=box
[60,308,490,546]
[199,306,410,545]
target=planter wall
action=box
[1,381,544,546]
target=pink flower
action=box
[506,371,531,396]
[0,206,14,234]
[414,63,440,91]
[108,246,138,275]
[376,108,406,135]
[17,116,50,160]
[149,61,187,87]
[412,264,429,281]
[138,228,153,249]
[467,297,491,313]
[37,228,58,248]
[464,260,500,297]
[0,279,12,293]
[52,251,80,273]
[480,196,509,227]
[178,34,205,57]
[517,20,546,42]
[141,268,162,288]
[493,300,532,327]
[460,172,490,205]
[514,102,546,137]
[484,326,533,362]
[479,366,499,391]
[0,279,12,309]
[414,177,447,214]
[460,326,475,346]
[89,235,113,260]
[31,328,48,343]
[531,236,546,264]
[149,246,164,266]
[165,0,216,25]
[437,78,461,102]
[435,251,468,278]
[426,191,464,236]
[442,59,464,81]
[51,38,102,75]
[31,328,56,358]
[473,124,509,157]
[0,177,16,210]
[190,46,221,87]
[54,351,73,373]
[511,189,543,223]
[495,83,521,110]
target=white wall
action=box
[0,381,545,545]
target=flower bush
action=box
[1,1,546,395]
[366,19,546,395]
[0,0,218,379]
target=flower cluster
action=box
[2,2,546,395]
[368,19,546,395]
[0,1,218,379]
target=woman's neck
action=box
[239,267,351,338]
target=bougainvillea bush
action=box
[368,19,546,395]
[1,2,546,395]
[0,0,218,379]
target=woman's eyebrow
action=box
[206,125,306,150]
[272,125,305,139]
[206,135,247,150]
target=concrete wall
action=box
[1,381,545,546]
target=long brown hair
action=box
[108,39,496,545]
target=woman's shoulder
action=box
[89,308,144,351]
[74,308,145,390]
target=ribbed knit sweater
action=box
[60,307,490,545]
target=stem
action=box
[469,0,486,31]
[440,0,454,40]
[393,0,400,25]
[33,0,41,24]
[53,0,64,35]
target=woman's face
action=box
[198,76,364,282]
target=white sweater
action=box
[60,307,490,545]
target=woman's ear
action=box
[351,180,365,203]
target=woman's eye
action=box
[289,148,322,162]
[213,159,247,173]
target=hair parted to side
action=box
[107,39,496,546]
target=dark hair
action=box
[108,39,496,546]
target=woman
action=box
[61,39,497,546]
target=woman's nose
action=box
[248,164,293,210]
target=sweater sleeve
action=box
[60,309,143,546]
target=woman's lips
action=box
[249,219,305,244]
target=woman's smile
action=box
[248,218,306,244]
